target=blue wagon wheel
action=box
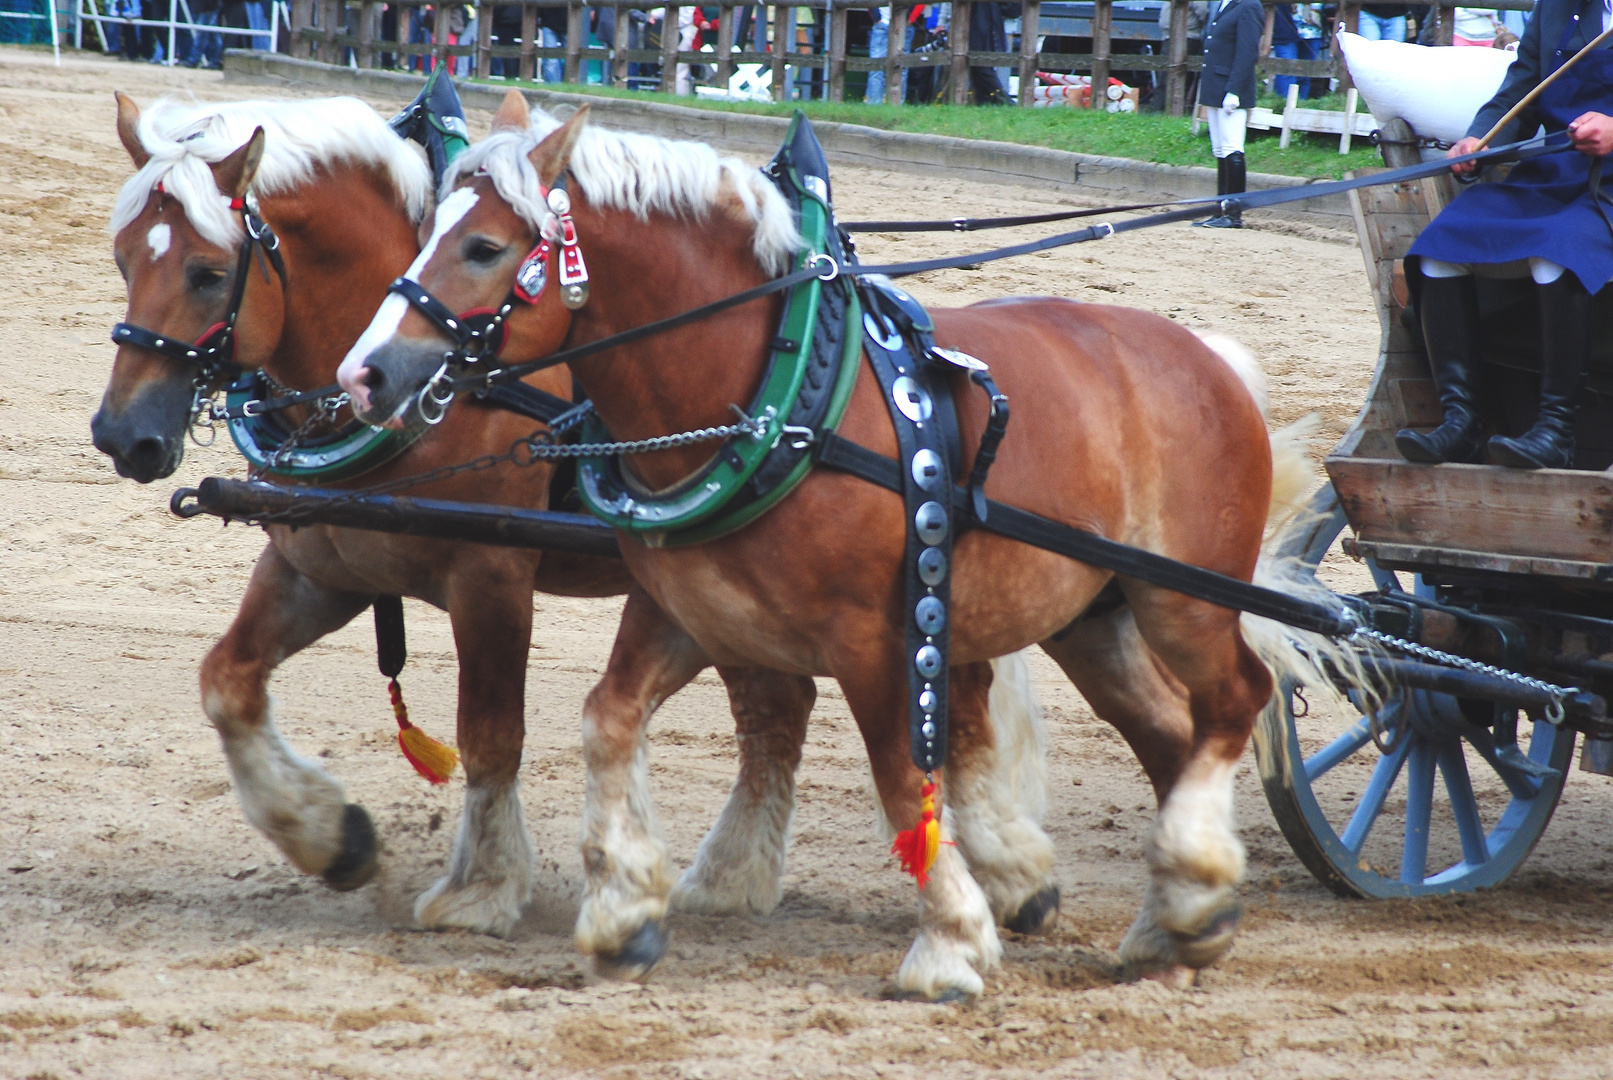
[1251,486,1576,898]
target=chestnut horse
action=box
[339,99,1333,997]
[93,93,843,945]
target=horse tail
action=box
[1192,330,1379,710]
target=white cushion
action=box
[1337,31,1518,147]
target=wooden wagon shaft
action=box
[178,477,623,558]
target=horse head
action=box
[340,92,582,428]
[95,92,282,483]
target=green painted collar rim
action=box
[226,377,423,482]
[575,181,839,539]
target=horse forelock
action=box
[109,96,431,250]
[447,111,803,276]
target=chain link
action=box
[1350,626,1574,724]
[236,402,768,527]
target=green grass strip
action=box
[480,77,1383,179]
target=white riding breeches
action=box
[1208,108,1248,158]
[1421,256,1567,285]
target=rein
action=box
[402,130,1570,409]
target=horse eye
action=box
[188,267,227,290]
[466,240,507,265]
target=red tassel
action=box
[891,781,942,888]
[389,678,458,785]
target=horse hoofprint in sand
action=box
[339,98,1354,996]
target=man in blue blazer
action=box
[1196,0,1264,228]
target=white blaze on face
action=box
[147,222,172,261]
[337,187,481,395]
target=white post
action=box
[1339,86,1358,154]
[167,0,177,63]
[1278,81,1299,149]
[270,0,280,50]
[49,0,61,64]
[74,0,82,48]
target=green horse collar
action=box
[576,115,863,547]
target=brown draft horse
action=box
[92,92,842,945]
[340,96,1332,998]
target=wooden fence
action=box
[290,0,1538,116]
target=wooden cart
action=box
[1253,126,1613,898]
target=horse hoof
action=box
[884,984,979,1004]
[1131,963,1198,989]
[321,804,380,892]
[1170,902,1242,970]
[1003,885,1061,935]
[594,920,668,982]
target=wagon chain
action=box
[1350,626,1574,725]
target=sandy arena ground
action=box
[2,45,1612,1080]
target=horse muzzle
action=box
[91,401,186,483]
[346,338,452,430]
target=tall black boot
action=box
[1488,274,1591,469]
[1395,274,1486,463]
[1194,157,1229,227]
[1198,151,1245,229]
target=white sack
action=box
[1337,31,1517,147]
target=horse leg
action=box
[949,654,1060,935]
[1043,600,1268,987]
[575,586,709,979]
[670,666,814,917]
[841,655,1001,1000]
[199,543,377,889]
[412,559,535,937]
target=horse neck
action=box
[260,164,420,391]
[567,203,779,489]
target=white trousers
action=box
[1422,256,1567,285]
[1207,107,1248,158]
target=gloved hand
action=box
[1222,92,1241,116]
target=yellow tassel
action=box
[891,780,942,888]
[390,678,458,785]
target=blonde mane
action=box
[110,96,432,249]
[447,106,803,276]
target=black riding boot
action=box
[1197,152,1245,229]
[1195,157,1229,227]
[1394,274,1486,463]
[1488,274,1591,469]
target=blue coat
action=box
[1411,0,1613,289]
[1469,0,1610,143]
[1197,0,1265,110]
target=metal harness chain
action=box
[234,401,768,526]
[1350,626,1573,724]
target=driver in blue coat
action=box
[1399,0,1613,469]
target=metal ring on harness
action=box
[417,363,455,426]
[809,253,840,282]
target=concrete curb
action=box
[221,51,1354,226]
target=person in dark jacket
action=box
[1398,0,1613,469]
[1195,0,1263,227]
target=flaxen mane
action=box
[111,96,432,248]
[447,107,803,277]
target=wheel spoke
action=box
[1340,733,1412,855]
[1464,725,1545,801]
[1437,740,1488,866]
[1303,716,1373,783]
[1399,739,1437,885]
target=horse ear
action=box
[491,89,529,133]
[210,126,266,201]
[114,91,149,169]
[527,104,588,188]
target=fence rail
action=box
[286,0,1538,114]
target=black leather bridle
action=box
[112,191,289,396]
